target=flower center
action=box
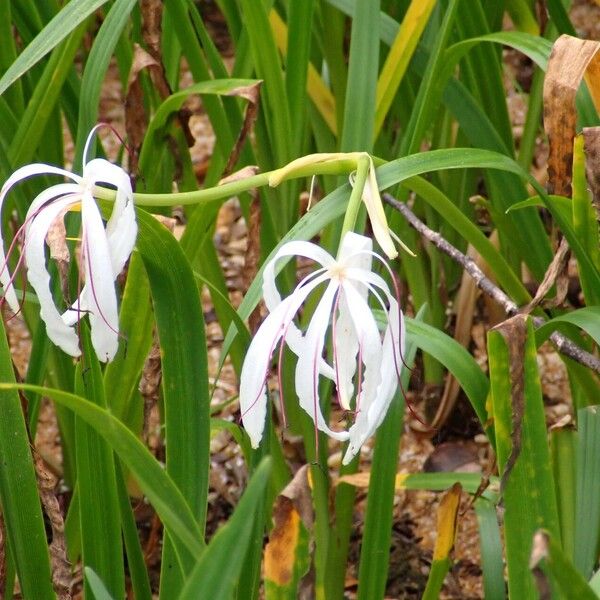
[327,262,346,281]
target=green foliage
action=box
[0,1,599,598]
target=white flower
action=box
[240,231,405,465]
[0,129,137,362]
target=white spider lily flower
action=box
[240,231,405,465]
[0,130,137,362]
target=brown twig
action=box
[383,193,600,374]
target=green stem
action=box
[339,154,370,242]
[95,158,362,207]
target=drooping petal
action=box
[295,279,350,442]
[24,198,81,357]
[342,284,405,465]
[79,191,120,362]
[332,232,373,409]
[84,158,136,276]
[362,158,397,259]
[339,278,383,447]
[0,173,81,311]
[262,240,335,377]
[240,273,329,448]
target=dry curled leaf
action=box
[222,81,262,177]
[264,466,313,591]
[544,35,600,196]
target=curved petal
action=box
[362,158,397,259]
[24,184,82,220]
[85,158,136,276]
[240,273,329,448]
[0,175,80,311]
[263,240,335,378]
[25,198,81,356]
[332,232,373,409]
[342,296,405,466]
[79,192,120,362]
[295,280,350,442]
[262,240,334,310]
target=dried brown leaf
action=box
[264,466,313,587]
[140,0,162,61]
[544,35,600,196]
[34,451,71,599]
[218,165,259,185]
[529,530,552,600]
[432,245,479,429]
[46,211,71,303]
[223,82,262,177]
[522,237,570,312]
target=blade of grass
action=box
[340,0,379,152]
[530,530,599,599]
[0,382,204,562]
[135,209,210,596]
[0,320,54,599]
[0,0,108,97]
[179,459,272,600]
[103,252,153,425]
[374,0,436,138]
[551,427,577,563]
[488,316,560,599]
[574,406,600,579]
[115,461,153,600]
[475,499,506,599]
[74,327,125,599]
[74,0,138,166]
[238,0,292,168]
[422,483,462,600]
[9,22,85,167]
[356,311,420,599]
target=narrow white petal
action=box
[332,232,373,409]
[24,184,82,221]
[332,292,357,410]
[341,280,382,412]
[25,198,80,356]
[342,296,405,466]
[362,159,397,259]
[262,240,335,378]
[85,158,136,276]
[0,165,80,204]
[295,280,350,442]
[262,240,334,311]
[79,192,120,362]
[0,171,79,311]
[240,273,329,448]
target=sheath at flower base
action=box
[239,231,405,465]
[0,130,137,362]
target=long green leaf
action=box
[74,0,138,165]
[178,458,272,600]
[488,317,560,598]
[75,328,124,599]
[0,321,54,599]
[357,313,419,599]
[135,209,210,595]
[574,406,600,579]
[0,0,108,97]
[530,530,598,599]
[0,382,204,561]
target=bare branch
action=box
[383,193,600,374]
